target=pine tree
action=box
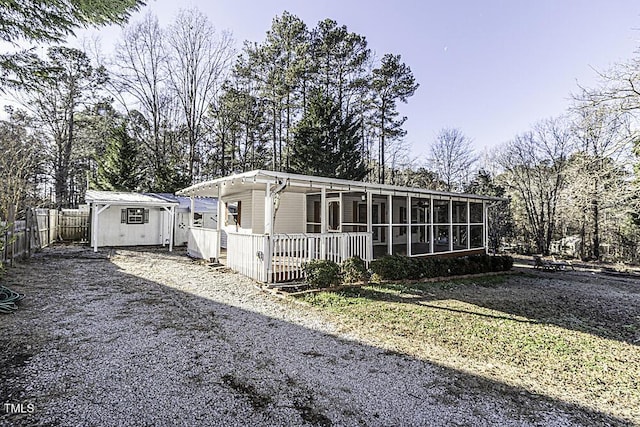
[289,90,368,180]
[370,54,419,184]
[95,121,140,191]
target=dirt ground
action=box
[0,245,637,426]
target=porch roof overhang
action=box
[176,170,505,202]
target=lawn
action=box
[297,272,640,424]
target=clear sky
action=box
[13,1,640,160]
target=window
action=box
[121,208,149,225]
[193,212,203,227]
[227,201,241,226]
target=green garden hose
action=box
[0,285,24,313]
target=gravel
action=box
[0,245,613,426]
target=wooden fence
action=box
[1,208,90,265]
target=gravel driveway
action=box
[0,245,620,426]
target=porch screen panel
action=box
[469,202,484,249]
[371,195,388,259]
[306,195,321,233]
[470,225,484,248]
[433,200,450,252]
[453,225,469,250]
[410,225,431,255]
[452,201,468,250]
[391,196,408,256]
[410,198,431,255]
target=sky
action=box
[7,1,640,161]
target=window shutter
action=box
[121,209,126,223]
[236,201,242,226]
[143,209,149,224]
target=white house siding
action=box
[275,192,305,233]
[250,190,305,235]
[95,206,171,247]
[251,190,265,234]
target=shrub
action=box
[302,259,341,288]
[341,256,370,284]
[370,255,411,281]
[369,253,514,282]
[500,255,514,271]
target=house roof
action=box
[85,190,179,207]
[176,170,504,202]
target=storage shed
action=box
[85,191,178,252]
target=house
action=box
[85,191,218,252]
[176,170,502,283]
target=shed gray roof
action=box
[85,190,178,207]
[149,193,217,211]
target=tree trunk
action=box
[592,197,600,260]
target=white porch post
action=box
[484,201,489,254]
[265,182,274,235]
[320,187,327,233]
[387,194,392,255]
[366,191,372,260]
[264,182,273,282]
[466,200,471,250]
[320,187,327,259]
[168,206,175,252]
[338,192,343,232]
[93,203,99,252]
[407,195,412,257]
[92,204,110,252]
[216,185,222,258]
[190,197,195,227]
[429,197,434,254]
[449,198,453,252]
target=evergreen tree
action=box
[371,54,418,184]
[95,121,140,191]
[1,0,144,88]
[289,90,368,180]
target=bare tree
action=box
[110,12,172,189]
[496,117,573,255]
[565,103,634,259]
[0,107,46,256]
[16,47,102,208]
[165,8,235,182]
[428,127,477,191]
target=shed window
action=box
[121,208,149,225]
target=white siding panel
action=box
[252,190,265,234]
[274,192,305,234]
[96,206,170,247]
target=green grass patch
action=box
[296,276,640,423]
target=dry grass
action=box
[297,272,640,424]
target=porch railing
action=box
[224,232,372,283]
[271,232,372,282]
[187,227,219,261]
[226,232,269,283]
